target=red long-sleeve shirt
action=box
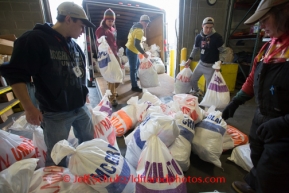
[95,26,118,56]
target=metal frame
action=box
[225,0,261,79]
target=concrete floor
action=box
[88,83,257,193]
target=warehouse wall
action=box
[176,0,229,73]
[0,0,44,37]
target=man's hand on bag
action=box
[144,53,149,58]
[256,116,289,143]
[185,59,191,67]
[222,101,240,120]
[26,106,43,126]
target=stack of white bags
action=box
[0,88,252,193]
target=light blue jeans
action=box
[126,48,140,88]
[41,105,94,167]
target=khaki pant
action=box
[107,82,120,101]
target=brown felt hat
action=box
[244,0,289,25]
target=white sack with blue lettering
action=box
[192,111,227,168]
[51,139,136,193]
[136,135,187,192]
[98,36,123,83]
[200,70,230,108]
[125,113,179,169]
[169,112,195,171]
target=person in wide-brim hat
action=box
[222,0,289,192]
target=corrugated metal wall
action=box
[176,0,229,74]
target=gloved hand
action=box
[222,101,240,120]
[256,116,289,143]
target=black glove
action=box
[222,101,239,120]
[256,116,289,143]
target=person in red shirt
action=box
[95,8,120,106]
[222,0,289,192]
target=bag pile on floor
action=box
[0,90,251,193]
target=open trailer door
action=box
[82,0,167,87]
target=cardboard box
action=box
[0,91,14,102]
[0,34,16,55]
[0,34,17,41]
[0,113,8,123]
[5,108,14,117]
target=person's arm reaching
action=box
[11,83,42,126]
[185,45,199,66]
[222,90,253,120]
[134,39,148,58]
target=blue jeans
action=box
[41,105,94,167]
[126,48,140,88]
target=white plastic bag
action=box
[172,94,204,124]
[192,111,227,168]
[149,44,161,57]
[110,104,138,137]
[0,158,38,193]
[150,57,165,74]
[139,89,162,105]
[227,143,253,172]
[97,36,123,83]
[138,56,159,88]
[127,96,163,122]
[174,61,193,94]
[169,112,195,171]
[8,116,47,168]
[32,127,47,168]
[93,90,113,116]
[0,130,36,171]
[88,104,119,151]
[51,139,136,193]
[136,135,187,192]
[29,166,80,193]
[200,70,230,108]
[125,113,179,168]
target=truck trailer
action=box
[82,0,167,87]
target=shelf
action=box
[0,86,12,95]
[0,111,25,131]
[0,99,20,115]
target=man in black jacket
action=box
[185,17,224,96]
[0,2,95,167]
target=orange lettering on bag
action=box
[41,173,62,191]
[100,117,111,131]
[176,74,190,82]
[43,150,47,161]
[11,148,22,161]
[117,110,133,131]
[35,147,40,157]
[94,124,105,138]
[0,154,10,171]
[140,61,153,69]
[111,116,124,136]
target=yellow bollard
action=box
[169,50,175,77]
[180,48,187,71]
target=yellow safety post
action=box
[169,49,175,77]
[180,48,187,71]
